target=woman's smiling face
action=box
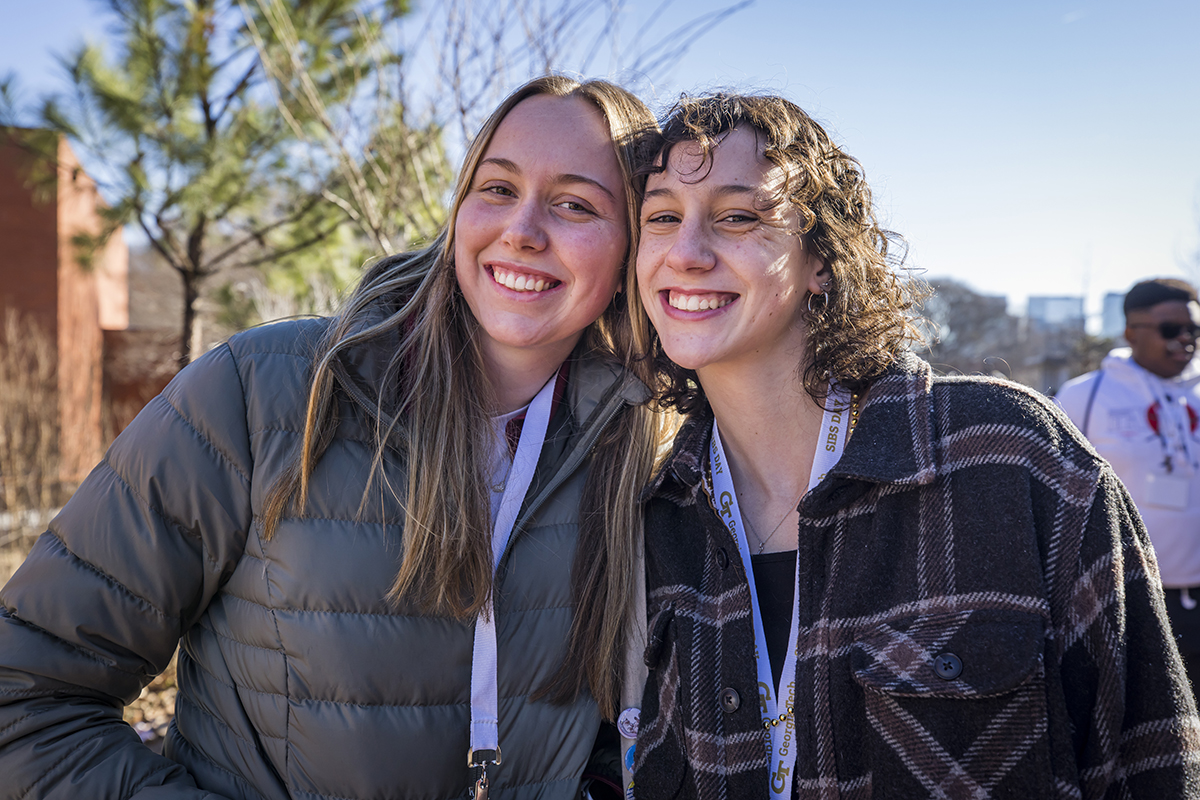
[454,93,628,376]
[636,127,825,376]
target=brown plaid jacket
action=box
[634,354,1200,799]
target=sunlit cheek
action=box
[590,236,627,293]
[452,242,472,286]
[635,238,667,278]
[764,251,795,275]
[635,261,659,311]
[453,215,488,267]
[457,199,509,246]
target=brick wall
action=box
[55,138,118,482]
[0,130,59,340]
[0,129,132,489]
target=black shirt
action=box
[750,549,798,687]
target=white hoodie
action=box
[1057,348,1200,586]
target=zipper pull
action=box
[472,769,489,800]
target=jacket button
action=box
[933,652,963,680]
[719,687,741,713]
[716,548,729,569]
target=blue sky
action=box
[3,0,1198,323]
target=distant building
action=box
[0,128,175,501]
[1101,292,1126,340]
[918,281,1116,397]
[1026,295,1086,332]
[1023,295,1086,395]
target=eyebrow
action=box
[479,157,618,201]
[643,183,761,202]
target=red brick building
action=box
[0,128,135,487]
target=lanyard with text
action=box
[707,387,853,798]
[469,375,557,799]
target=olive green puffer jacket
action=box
[0,317,647,800]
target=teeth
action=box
[669,291,732,312]
[493,268,554,293]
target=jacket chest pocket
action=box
[851,608,1044,699]
[849,608,1053,798]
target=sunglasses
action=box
[1129,321,1200,339]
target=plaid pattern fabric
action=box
[634,354,1200,800]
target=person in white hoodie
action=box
[1058,278,1200,689]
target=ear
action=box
[806,256,831,296]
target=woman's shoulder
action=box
[931,370,1058,419]
[925,367,1103,472]
[224,316,332,362]
[875,353,1102,473]
[154,317,333,429]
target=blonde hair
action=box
[262,76,662,718]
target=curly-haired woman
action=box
[624,94,1200,800]
[0,76,668,800]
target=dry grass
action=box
[0,309,59,517]
[0,520,47,586]
[124,653,178,749]
[0,542,28,586]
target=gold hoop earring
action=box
[807,292,827,314]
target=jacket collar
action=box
[647,353,939,511]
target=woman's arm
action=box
[0,342,255,799]
[1061,467,1200,797]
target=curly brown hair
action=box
[630,93,929,413]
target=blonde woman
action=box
[627,94,1199,799]
[0,77,663,800]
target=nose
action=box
[663,221,716,273]
[500,200,548,251]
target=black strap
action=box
[1081,370,1104,437]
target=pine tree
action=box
[21,0,412,366]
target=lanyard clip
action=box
[465,748,499,796]
[468,749,501,800]
[467,747,502,767]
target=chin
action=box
[659,347,712,373]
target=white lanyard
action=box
[707,387,853,798]
[469,375,557,782]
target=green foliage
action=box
[12,0,418,365]
[246,0,452,257]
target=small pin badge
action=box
[617,706,641,740]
